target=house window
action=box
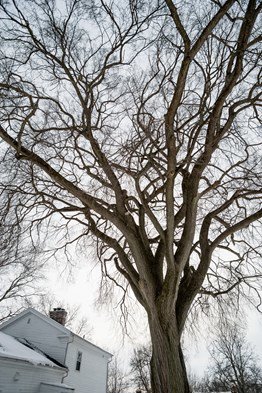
[76,351,82,371]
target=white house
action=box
[0,331,73,393]
[0,308,112,393]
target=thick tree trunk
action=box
[149,314,190,393]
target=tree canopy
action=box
[0,1,261,392]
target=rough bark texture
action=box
[149,315,190,393]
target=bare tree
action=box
[0,1,261,392]
[0,187,42,322]
[204,321,262,393]
[130,345,152,393]
[107,357,130,393]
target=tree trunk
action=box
[149,314,190,393]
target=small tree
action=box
[130,345,152,393]
[205,321,262,393]
[107,357,130,393]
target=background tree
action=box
[0,1,261,392]
[205,321,262,393]
[107,357,130,393]
[130,345,152,393]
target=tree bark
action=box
[148,313,190,393]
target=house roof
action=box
[0,331,64,369]
[0,308,70,335]
[0,307,112,358]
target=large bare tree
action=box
[0,1,261,392]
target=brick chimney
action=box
[49,307,67,326]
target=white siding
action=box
[0,313,70,364]
[64,337,109,393]
[0,358,66,393]
[0,310,111,393]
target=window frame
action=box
[75,351,82,371]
